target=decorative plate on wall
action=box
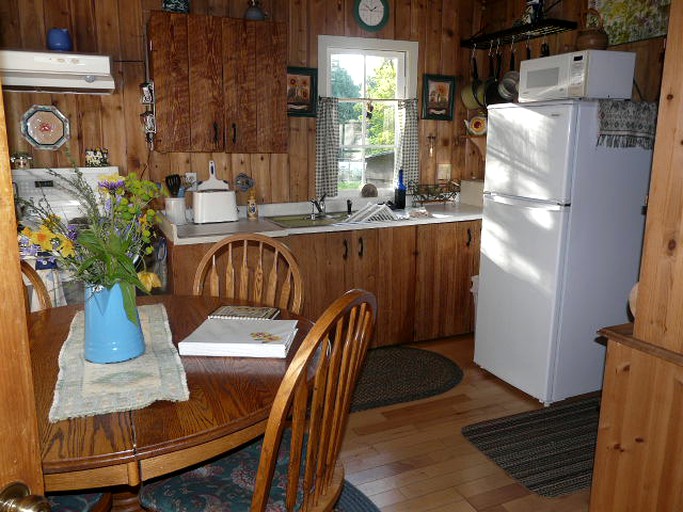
[21,105,70,150]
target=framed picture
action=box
[422,74,456,121]
[287,67,317,117]
[20,105,70,150]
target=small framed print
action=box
[422,74,456,121]
[286,67,317,117]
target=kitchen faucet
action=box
[309,194,327,219]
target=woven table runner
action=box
[49,304,190,422]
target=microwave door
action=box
[519,54,570,102]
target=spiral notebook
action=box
[208,305,280,320]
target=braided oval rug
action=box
[351,346,464,413]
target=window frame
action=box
[318,35,419,197]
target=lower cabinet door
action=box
[414,220,480,341]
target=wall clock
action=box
[354,0,390,32]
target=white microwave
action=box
[518,50,635,102]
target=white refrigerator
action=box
[474,100,652,405]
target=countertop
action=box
[159,201,483,246]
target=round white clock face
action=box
[358,0,385,27]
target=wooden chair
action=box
[20,260,52,310]
[192,233,304,315]
[139,289,377,512]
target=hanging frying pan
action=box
[485,47,505,107]
[461,52,485,111]
[498,46,519,102]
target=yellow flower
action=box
[29,225,57,251]
[55,234,75,258]
[137,271,162,292]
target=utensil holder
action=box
[165,197,187,225]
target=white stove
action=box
[12,166,119,224]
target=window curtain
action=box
[395,98,419,186]
[315,97,339,197]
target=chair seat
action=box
[140,433,301,512]
[48,492,109,512]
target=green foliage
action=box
[366,60,397,147]
[331,63,362,125]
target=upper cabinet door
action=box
[223,19,287,153]
[149,12,191,152]
[189,15,224,152]
[223,19,256,153]
[255,22,287,153]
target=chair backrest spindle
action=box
[192,234,304,315]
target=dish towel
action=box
[49,304,190,423]
[597,100,658,150]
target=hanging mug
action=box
[47,28,73,51]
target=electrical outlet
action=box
[437,163,451,181]
[184,172,197,185]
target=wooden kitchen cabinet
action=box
[414,220,481,341]
[165,240,214,295]
[148,12,286,154]
[165,221,477,345]
[284,226,417,347]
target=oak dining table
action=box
[28,294,313,512]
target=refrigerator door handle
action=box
[486,192,568,210]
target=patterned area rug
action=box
[337,481,380,512]
[461,395,601,497]
[351,346,464,412]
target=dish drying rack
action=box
[409,181,459,206]
[343,203,399,224]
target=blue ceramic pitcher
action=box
[84,283,145,364]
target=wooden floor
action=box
[339,335,592,512]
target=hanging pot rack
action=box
[460,18,577,49]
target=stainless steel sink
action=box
[267,212,350,229]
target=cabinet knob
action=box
[358,237,364,258]
[213,122,219,145]
[466,228,473,247]
[232,123,237,144]
[343,239,348,260]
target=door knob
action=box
[0,482,50,512]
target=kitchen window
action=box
[318,36,418,196]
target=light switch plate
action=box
[437,163,451,180]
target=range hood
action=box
[0,49,115,94]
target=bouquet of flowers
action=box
[18,168,162,324]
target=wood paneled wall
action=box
[0,0,666,205]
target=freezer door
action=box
[485,102,577,203]
[474,194,569,403]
